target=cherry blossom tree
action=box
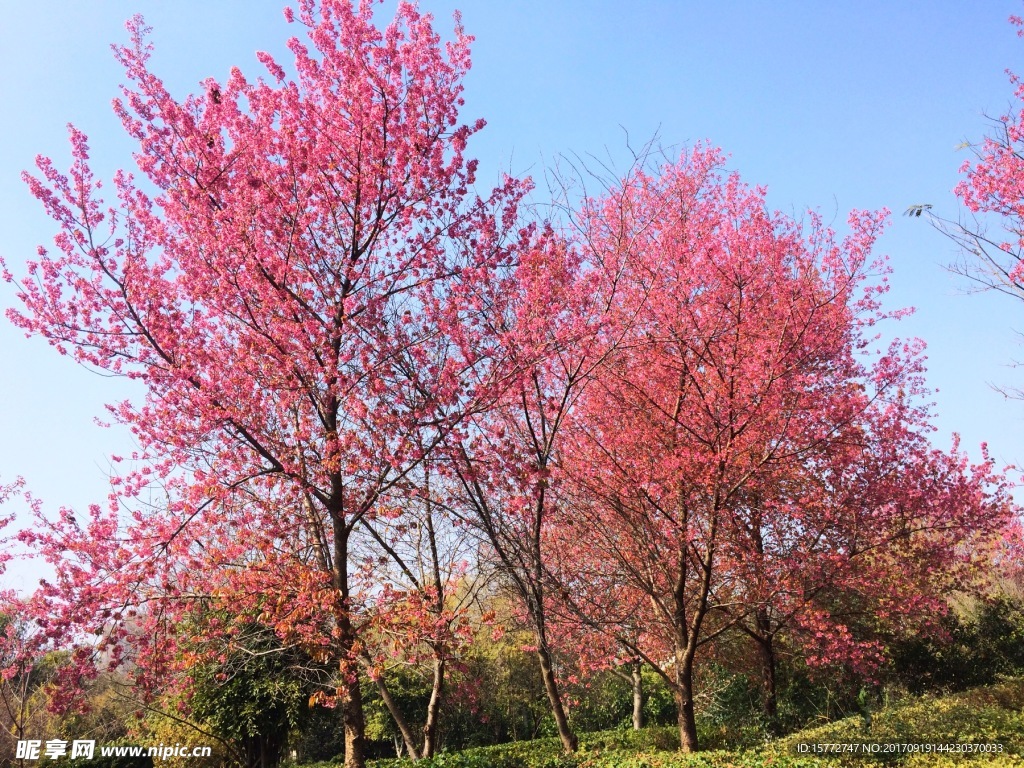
[555,147,1015,751]
[939,14,1024,307]
[3,3,534,765]
[926,12,1024,393]
[447,232,595,754]
[720,421,1013,727]
[442,146,674,748]
[356,458,482,759]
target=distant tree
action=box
[890,595,1024,695]
[185,621,308,768]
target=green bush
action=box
[564,669,677,735]
[369,727,678,768]
[578,751,822,767]
[772,678,1024,765]
[890,598,1024,694]
[691,658,870,749]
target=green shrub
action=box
[772,678,1024,765]
[891,598,1024,694]
[369,726,677,768]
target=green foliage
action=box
[565,671,635,734]
[564,668,676,735]
[577,751,822,767]
[365,738,821,767]
[188,630,311,767]
[891,597,1024,694]
[773,677,1024,765]
[367,727,678,768]
[639,671,678,729]
[772,668,865,735]
[578,727,678,752]
[434,630,556,749]
[692,661,867,751]
[361,665,434,756]
[289,704,346,763]
[369,738,571,768]
[694,666,766,750]
[55,673,139,749]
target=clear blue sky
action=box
[1,2,1022,589]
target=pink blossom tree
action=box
[943,13,1024,305]
[927,12,1024,396]
[554,147,1015,751]
[445,150,681,751]
[447,231,597,754]
[3,3,535,765]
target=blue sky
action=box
[1,2,1022,588]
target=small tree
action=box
[185,621,309,768]
[448,233,592,754]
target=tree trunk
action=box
[631,659,644,730]
[372,671,422,760]
[537,643,578,752]
[341,657,368,768]
[333,519,367,768]
[422,650,446,758]
[676,656,699,752]
[757,630,779,732]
